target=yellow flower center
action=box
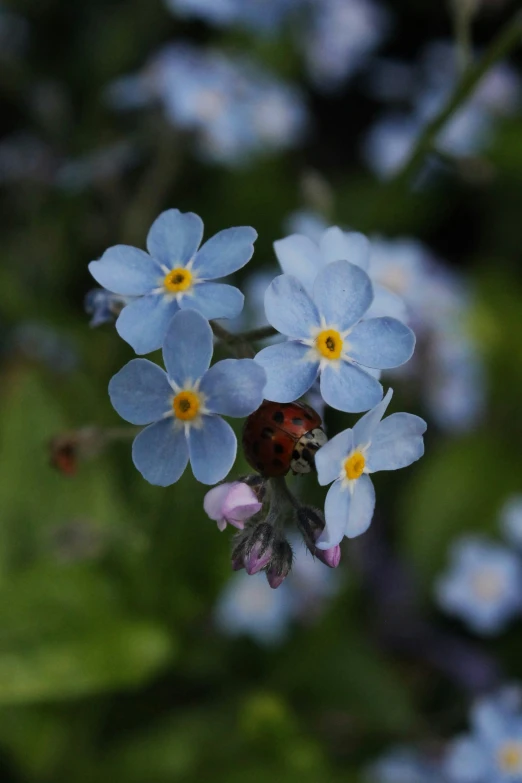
[498,741,522,772]
[315,328,343,360]
[172,391,200,421]
[344,451,366,481]
[164,267,193,294]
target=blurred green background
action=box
[1,0,522,781]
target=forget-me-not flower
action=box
[255,261,415,412]
[109,309,266,486]
[500,495,522,551]
[84,288,132,328]
[89,208,256,354]
[314,389,426,547]
[367,746,444,783]
[435,537,522,635]
[444,687,522,782]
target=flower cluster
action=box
[87,205,426,586]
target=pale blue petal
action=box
[116,294,179,354]
[315,428,354,486]
[109,359,172,424]
[317,480,351,549]
[180,282,244,320]
[319,227,370,270]
[162,309,213,386]
[313,260,373,330]
[192,226,257,279]
[346,475,375,538]
[352,388,393,449]
[146,209,203,267]
[264,274,320,339]
[444,737,488,783]
[255,342,319,402]
[89,246,162,295]
[320,361,383,413]
[273,234,321,295]
[200,359,266,417]
[366,413,427,473]
[348,317,415,369]
[189,416,237,485]
[132,419,189,486]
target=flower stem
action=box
[393,10,522,187]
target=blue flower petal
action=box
[352,388,393,449]
[317,480,350,549]
[180,282,244,320]
[192,226,257,279]
[313,260,373,331]
[109,359,172,424]
[319,228,370,270]
[162,309,213,387]
[146,209,203,268]
[348,317,415,369]
[188,416,237,484]
[255,342,319,402]
[315,428,354,486]
[264,274,320,339]
[89,246,162,295]
[320,361,383,413]
[273,235,320,295]
[366,413,427,473]
[346,474,375,538]
[132,419,189,486]
[116,294,179,354]
[200,359,266,417]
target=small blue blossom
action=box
[444,688,522,783]
[255,262,415,412]
[314,389,426,547]
[89,208,256,354]
[84,288,133,328]
[435,537,522,635]
[500,496,522,551]
[108,309,266,486]
[163,0,297,31]
[367,746,444,783]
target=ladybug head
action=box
[290,427,328,474]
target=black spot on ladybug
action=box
[272,458,284,469]
[301,448,312,462]
[252,441,260,455]
[273,443,284,454]
[261,427,274,439]
[272,411,284,424]
[292,449,300,460]
[292,417,304,426]
[304,411,314,420]
[256,461,265,471]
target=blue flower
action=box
[367,746,444,783]
[444,688,522,783]
[255,262,416,412]
[314,389,426,547]
[89,208,256,354]
[84,288,132,328]
[435,537,522,635]
[164,0,297,32]
[500,495,522,550]
[108,309,266,486]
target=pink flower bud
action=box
[315,545,341,569]
[204,482,263,532]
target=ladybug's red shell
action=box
[242,401,326,478]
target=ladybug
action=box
[242,401,327,478]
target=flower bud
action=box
[297,506,341,569]
[266,539,293,589]
[49,426,106,475]
[244,522,275,575]
[204,481,263,532]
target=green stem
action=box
[239,325,278,342]
[393,10,522,187]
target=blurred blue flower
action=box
[444,687,522,782]
[106,45,308,166]
[56,141,139,193]
[8,321,78,374]
[500,496,522,550]
[89,208,256,354]
[435,537,522,635]
[163,0,297,31]
[367,746,444,783]
[84,288,133,328]
[314,389,426,547]
[109,309,266,486]
[285,209,329,244]
[255,262,415,412]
